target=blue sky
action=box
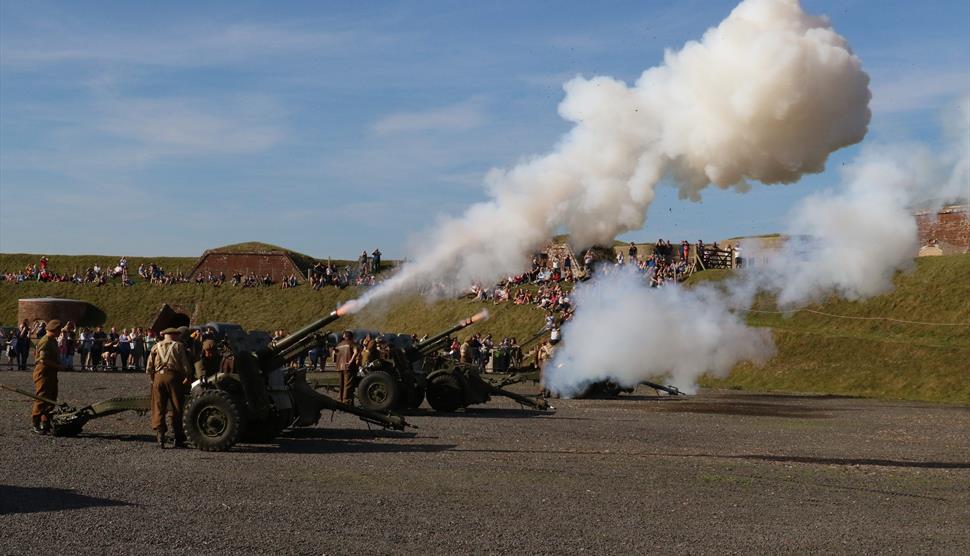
[1,0,968,258]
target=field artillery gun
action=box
[350,311,552,413]
[183,304,408,451]
[2,303,409,451]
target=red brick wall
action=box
[18,298,90,326]
[914,205,970,253]
[190,253,303,282]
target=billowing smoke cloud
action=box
[756,94,969,308]
[546,95,969,397]
[356,0,871,310]
[545,267,775,395]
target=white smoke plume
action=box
[755,94,969,308]
[545,267,775,395]
[547,96,969,397]
[355,0,871,311]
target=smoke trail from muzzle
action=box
[352,0,871,312]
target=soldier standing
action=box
[459,338,473,364]
[145,328,193,448]
[194,339,221,381]
[332,331,359,404]
[31,319,65,434]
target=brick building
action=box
[188,243,315,283]
[914,204,970,255]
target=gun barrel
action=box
[411,310,489,355]
[271,299,358,354]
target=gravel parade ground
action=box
[2,371,968,555]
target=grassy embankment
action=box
[0,252,546,340]
[2,252,968,403]
[688,255,970,404]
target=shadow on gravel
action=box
[236,438,456,455]
[735,454,970,470]
[0,485,129,515]
[403,408,562,419]
[283,428,418,440]
[712,392,863,401]
[655,401,833,419]
[83,432,156,443]
[451,448,970,470]
[605,395,686,402]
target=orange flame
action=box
[469,309,490,324]
[335,299,360,317]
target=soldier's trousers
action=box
[151,372,186,439]
[339,370,352,403]
[32,366,58,422]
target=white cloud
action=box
[0,22,359,69]
[870,70,970,114]
[96,94,285,155]
[518,72,580,89]
[372,97,488,135]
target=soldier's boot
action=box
[156,431,166,449]
[31,416,46,435]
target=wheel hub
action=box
[366,383,388,403]
[198,406,228,437]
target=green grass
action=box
[690,255,970,404]
[3,251,968,403]
[1,253,197,275]
[0,279,545,342]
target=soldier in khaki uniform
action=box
[194,339,221,381]
[536,338,558,388]
[32,319,65,434]
[459,339,473,364]
[332,331,359,403]
[146,327,193,448]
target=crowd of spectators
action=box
[2,319,161,372]
[0,250,389,291]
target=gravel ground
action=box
[1,371,968,555]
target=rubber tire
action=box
[403,384,425,410]
[426,374,463,412]
[356,371,399,413]
[184,389,244,452]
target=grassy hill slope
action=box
[0,279,545,343]
[2,253,967,403]
[688,255,970,403]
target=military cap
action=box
[176,326,190,336]
[46,319,63,331]
[161,327,181,335]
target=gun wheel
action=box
[427,374,463,412]
[404,384,425,410]
[184,389,244,452]
[356,371,399,413]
